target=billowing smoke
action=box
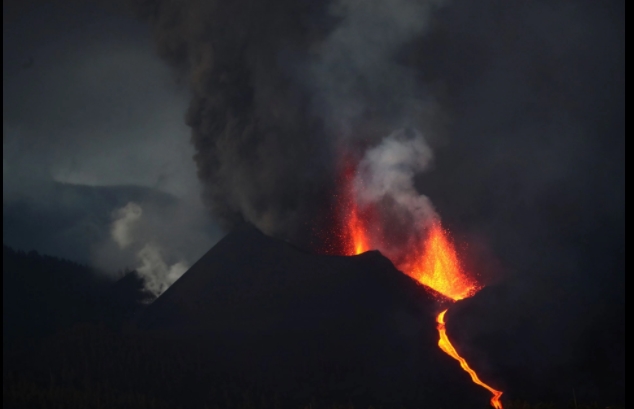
[128,0,446,246]
[110,202,189,296]
[136,244,188,296]
[354,128,435,225]
[351,128,437,257]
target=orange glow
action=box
[437,310,504,409]
[338,156,372,256]
[399,221,479,301]
[348,203,371,255]
[331,153,504,409]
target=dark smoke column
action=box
[128,0,445,249]
[128,0,338,246]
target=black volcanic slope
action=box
[136,225,491,408]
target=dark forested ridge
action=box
[2,245,148,349]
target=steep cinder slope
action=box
[136,225,490,408]
[446,279,625,406]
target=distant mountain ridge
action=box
[3,181,178,265]
[2,245,148,350]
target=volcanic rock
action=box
[136,224,491,408]
[446,280,625,406]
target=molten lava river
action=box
[334,160,504,409]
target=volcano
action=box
[136,224,492,407]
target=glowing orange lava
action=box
[437,310,504,409]
[407,222,503,408]
[338,157,372,256]
[334,154,504,409]
[348,203,370,255]
[399,221,479,300]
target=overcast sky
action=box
[4,3,198,195]
[3,2,221,280]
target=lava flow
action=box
[437,310,504,409]
[422,228,504,408]
[334,157,504,409]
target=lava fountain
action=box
[400,221,479,301]
[334,155,504,409]
[337,156,373,256]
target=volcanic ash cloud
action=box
[129,0,446,247]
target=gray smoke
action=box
[307,0,444,138]
[109,202,191,296]
[129,0,446,245]
[351,128,437,260]
[136,243,188,296]
[355,129,434,220]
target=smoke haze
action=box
[354,129,434,220]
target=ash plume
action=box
[128,0,446,246]
[353,128,437,252]
[354,129,435,222]
[307,0,444,137]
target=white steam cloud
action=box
[136,244,188,296]
[354,128,436,229]
[111,202,143,249]
[110,202,189,297]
